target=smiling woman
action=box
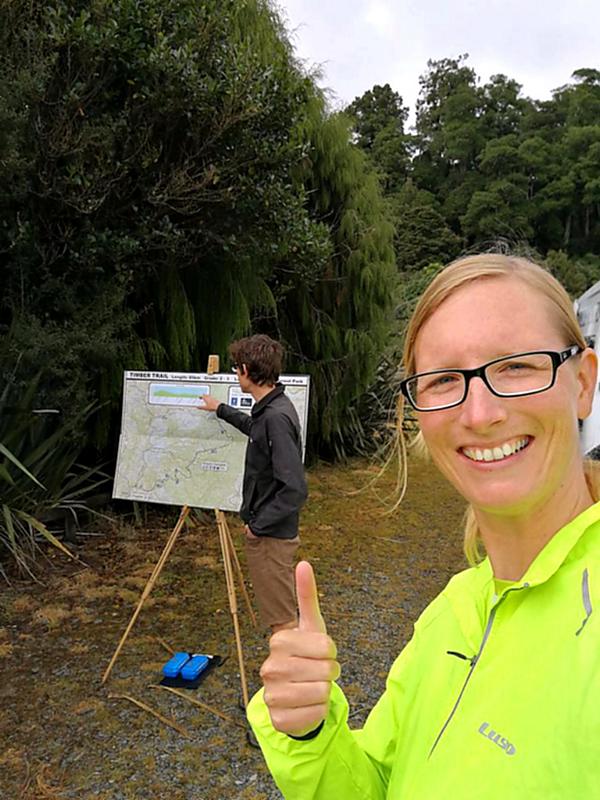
[247,253,600,799]
[403,255,599,568]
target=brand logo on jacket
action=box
[478,722,516,755]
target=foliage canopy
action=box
[0,0,395,465]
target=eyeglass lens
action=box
[408,353,554,410]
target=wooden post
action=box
[222,515,257,628]
[215,509,249,708]
[101,504,191,684]
[207,354,220,374]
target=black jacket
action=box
[217,383,307,538]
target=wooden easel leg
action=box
[215,509,249,709]
[101,505,191,685]
[221,517,258,629]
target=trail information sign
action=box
[113,371,310,511]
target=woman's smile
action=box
[460,436,531,464]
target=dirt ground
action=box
[0,454,466,799]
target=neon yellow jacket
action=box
[248,502,600,799]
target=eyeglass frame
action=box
[399,345,584,412]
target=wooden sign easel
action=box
[102,356,256,710]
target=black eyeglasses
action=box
[400,346,583,412]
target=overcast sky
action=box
[276,0,600,125]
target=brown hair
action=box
[398,253,600,564]
[229,334,283,385]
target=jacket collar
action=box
[520,499,600,586]
[251,382,285,417]
[476,499,600,590]
[444,500,600,648]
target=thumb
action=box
[296,561,327,633]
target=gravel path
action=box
[0,455,466,799]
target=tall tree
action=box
[480,74,530,139]
[520,70,600,253]
[276,112,396,457]
[415,56,484,167]
[461,134,532,242]
[345,84,410,192]
[389,181,461,271]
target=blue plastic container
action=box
[180,654,210,681]
[162,651,191,679]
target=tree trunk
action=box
[584,205,590,240]
[563,212,572,248]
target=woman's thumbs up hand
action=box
[260,561,340,737]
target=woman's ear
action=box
[576,347,598,420]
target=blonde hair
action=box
[399,253,600,565]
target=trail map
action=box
[113,371,310,511]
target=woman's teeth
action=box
[462,437,529,463]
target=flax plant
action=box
[0,379,110,581]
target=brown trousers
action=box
[244,535,299,629]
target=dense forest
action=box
[347,60,600,281]
[1,0,599,574]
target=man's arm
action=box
[250,414,307,535]
[197,394,252,436]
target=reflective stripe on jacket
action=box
[248,501,600,798]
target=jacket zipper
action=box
[429,584,529,757]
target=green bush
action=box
[0,375,110,580]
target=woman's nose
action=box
[458,377,508,430]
